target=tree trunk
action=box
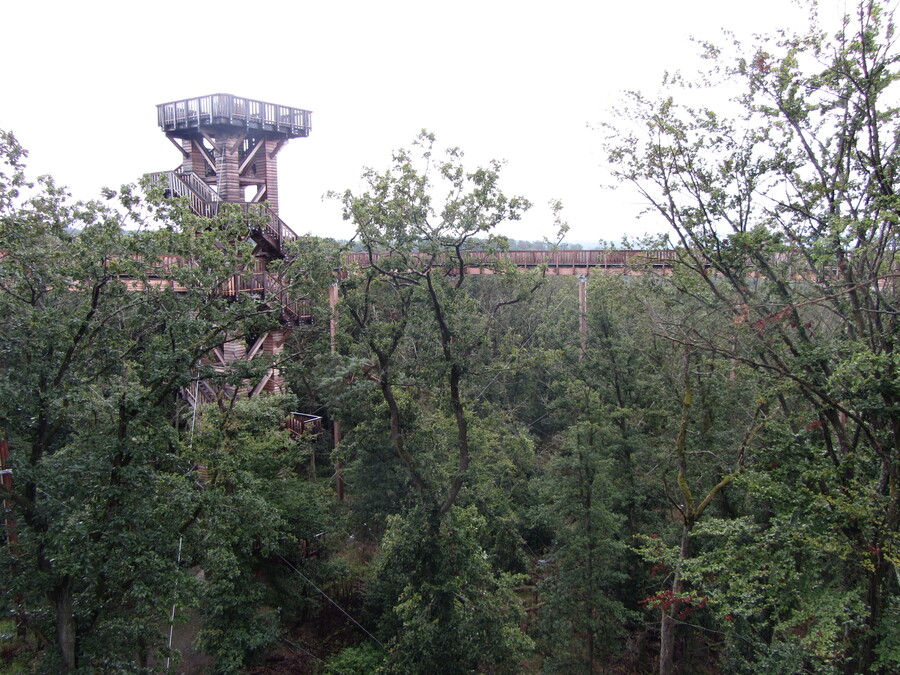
[659,526,690,675]
[50,576,76,672]
[579,439,597,672]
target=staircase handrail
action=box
[147,171,218,219]
[175,171,220,203]
[213,271,311,325]
[148,171,298,255]
[261,272,312,323]
[242,203,299,252]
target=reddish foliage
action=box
[639,590,709,617]
[752,307,791,334]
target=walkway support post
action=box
[578,275,588,361]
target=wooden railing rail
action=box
[149,172,299,252]
[240,202,299,251]
[341,249,857,281]
[124,254,190,275]
[157,94,312,138]
[258,272,311,322]
[148,171,218,218]
[216,272,313,325]
[177,172,220,203]
[343,249,680,270]
[287,412,323,437]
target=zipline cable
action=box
[166,375,200,672]
[276,552,385,650]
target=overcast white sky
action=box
[3,0,851,245]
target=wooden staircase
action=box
[152,171,315,417]
[149,171,301,260]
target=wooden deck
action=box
[157,94,312,139]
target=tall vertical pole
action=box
[578,275,588,361]
[1,437,25,636]
[0,439,18,552]
[330,282,344,501]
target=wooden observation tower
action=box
[154,94,317,408]
[157,93,310,215]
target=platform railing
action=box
[286,412,323,437]
[216,272,313,325]
[157,93,312,138]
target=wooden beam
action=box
[269,138,286,158]
[245,332,268,360]
[193,139,217,174]
[167,136,189,158]
[200,380,219,402]
[239,139,264,175]
[250,185,267,203]
[228,132,247,153]
[250,370,273,397]
[578,275,587,361]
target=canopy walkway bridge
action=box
[342,249,678,275]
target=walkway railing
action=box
[344,249,679,271]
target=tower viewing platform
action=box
[157,93,311,139]
[156,93,312,223]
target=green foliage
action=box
[3,4,900,671]
[327,642,387,674]
[368,506,532,674]
[188,396,332,673]
[0,131,306,671]
[605,1,900,670]
[534,420,634,672]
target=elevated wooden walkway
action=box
[344,249,678,275]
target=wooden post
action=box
[330,283,345,500]
[0,439,18,551]
[329,283,339,352]
[1,437,25,636]
[578,275,588,361]
[215,134,241,203]
[263,138,280,215]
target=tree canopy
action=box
[2,2,900,673]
